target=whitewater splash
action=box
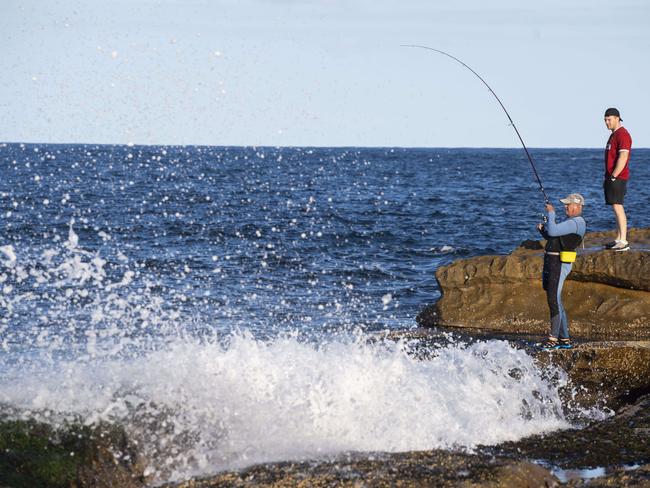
[1,227,577,483]
[1,332,572,482]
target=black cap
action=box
[604,107,622,121]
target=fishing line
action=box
[402,44,550,204]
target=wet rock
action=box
[571,463,650,486]
[488,394,650,475]
[0,417,146,488]
[536,341,650,409]
[164,450,560,487]
[417,228,650,340]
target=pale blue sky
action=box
[1,0,648,147]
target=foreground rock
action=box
[417,228,650,339]
[166,452,558,487]
[0,418,146,488]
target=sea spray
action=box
[1,331,571,483]
[1,233,587,482]
[0,223,190,362]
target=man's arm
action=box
[545,211,580,236]
[611,150,629,178]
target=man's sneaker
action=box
[604,240,620,249]
[540,338,560,350]
[558,339,573,350]
[610,240,630,252]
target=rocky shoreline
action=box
[3,387,649,488]
[2,230,650,487]
[3,340,648,487]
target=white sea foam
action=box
[0,333,570,483]
[429,245,455,253]
[0,245,17,267]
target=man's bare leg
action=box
[612,203,627,242]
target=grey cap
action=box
[560,193,585,206]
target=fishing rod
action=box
[402,44,550,204]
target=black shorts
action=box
[604,178,627,205]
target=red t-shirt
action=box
[605,126,632,180]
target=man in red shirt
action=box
[603,107,632,251]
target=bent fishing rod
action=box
[402,44,550,204]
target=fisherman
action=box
[536,194,586,349]
[602,107,632,251]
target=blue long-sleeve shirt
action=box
[544,210,586,238]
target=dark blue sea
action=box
[0,143,647,482]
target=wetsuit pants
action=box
[542,254,572,339]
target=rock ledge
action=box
[417,228,650,339]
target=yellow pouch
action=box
[560,251,577,263]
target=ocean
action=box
[0,143,647,482]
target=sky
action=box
[1,0,649,148]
